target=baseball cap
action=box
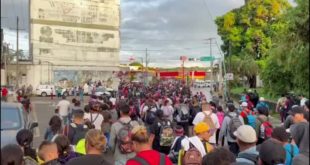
[174,126,184,136]
[241,102,248,107]
[259,97,265,101]
[259,139,286,165]
[288,106,304,116]
[194,122,210,134]
[233,125,257,143]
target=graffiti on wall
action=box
[53,70,113,87]
[32,0,119,26]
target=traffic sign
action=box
[225,73,234,80]
[200,56,215,61]
[180,56,187,61]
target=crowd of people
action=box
[1,80,309,165]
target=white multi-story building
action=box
[6,0,121,89]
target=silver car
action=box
[1,102,38,148]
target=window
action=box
[1,108,22,130]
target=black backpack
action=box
[64,123,88,145]
[145,106,157,125]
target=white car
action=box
[35,85,69,97]
[94,87,111,97]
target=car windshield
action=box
[1,108,22,130]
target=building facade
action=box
[9,0,121,89]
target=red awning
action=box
[159,71,179,77]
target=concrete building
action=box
[5,0,121,89]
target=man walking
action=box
[57,95,71,125]
[1,86,8,102]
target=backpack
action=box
[176,105,190,123]
[85,113,99,129]
[130,153,166,165]
[203,112,216,132]
[158,121,174,147]
[182,142,203,165]
[245,111,256,129]
[66,123,88,145]
[262,121,273,139]
[237,152,259,165]
[190,106,201,123]
[117,121,134,154]
[227,114,243,139]
[145,107,157,125]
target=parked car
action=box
[1,102,38,148]
[94,87,111,97]
[194,81,211,88]
[35,85,69,97]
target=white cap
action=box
[241,102,248,107]
[259,97,265,101]
[234,125,257,143]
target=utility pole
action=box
[16,16,19,88]
[205,38,215,91]
[145,48,148,86]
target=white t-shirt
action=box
[109,97,116,105]
[192,111,220,144]
[161,105,174,121]
[300,98,308,107]
[57,100,71,117]
[84,112,104,130]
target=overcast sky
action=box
[1,0,295,67]
[120,0,245,66]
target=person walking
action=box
[44,116,63,141]
[219,103,244,155]
[271,127,299,165]
[66,130,113,165]
[83,101,104,130]
[289,106,309,165]
[234,125,259,165]
[126,125,173,165]
[57,96,71,125]
[192,101,220,145]
[79,86,84,103]
[109,102,140,165]
[51,88,54,100]
[1,86,8,102]
[53,135,82,164]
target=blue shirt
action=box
[284,143,299,165]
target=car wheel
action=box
[41,92,47,97]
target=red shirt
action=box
[126,150,173,165]
[2,88,8,96]
[240,109,254,119]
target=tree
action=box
[129,61,143,67]
[261,0,309,97]
[215,0,290,88]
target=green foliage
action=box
[216,0,290,58]
[261,0,309,97]
[129,62,143,67]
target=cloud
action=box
[120,0,245,62]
